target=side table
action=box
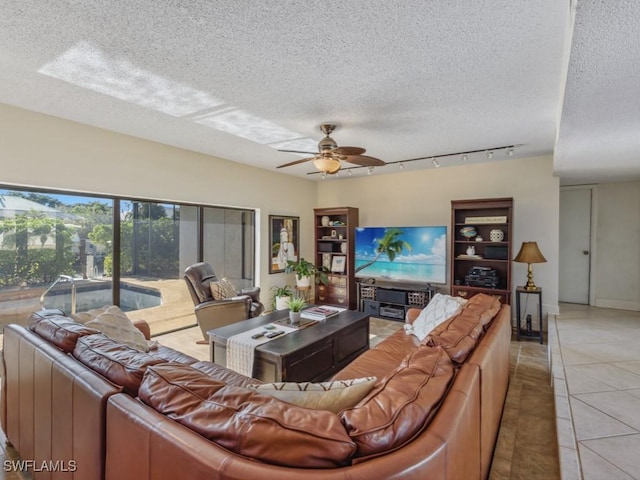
[515,286,543,344]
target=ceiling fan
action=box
[277,124,386,174]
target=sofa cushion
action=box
[462,293,501,328]
[73,334,165,395]
[139,363,356,468]
[191,361,261,388]
[410,294,467,341]
[151,345,199,366]
[331,347,405,382]
[424,293,499,364]
[85,305,150,352]
[248,377,377,414]
[29,314,100,353]
[373,328,420,357]
[340,345,454,458]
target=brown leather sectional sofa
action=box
[1,294,511,480]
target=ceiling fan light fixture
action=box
[313,155,341,174]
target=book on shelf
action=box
[301,306,344,320]
[464,215,507,224]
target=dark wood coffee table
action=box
[208,309,369,382]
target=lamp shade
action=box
[514,242,547,264]
[313,155,341,174]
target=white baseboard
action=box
[594,299,640,312]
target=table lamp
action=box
[513,241,547,290]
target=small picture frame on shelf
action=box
[331,255,346,273]
[330,229,337,238]
[322,253,331,270]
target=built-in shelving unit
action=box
[450,197,513,304]
[314,207,359,309]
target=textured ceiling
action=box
[0,1,637,183]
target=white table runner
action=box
[226,324,297,377]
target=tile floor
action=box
[489,333,560,480]
[550,303,640,480]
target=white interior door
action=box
[559,188,592,304]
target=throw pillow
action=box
[411,293,467,341]
[209,278,238,300]
[85,305,150,352]
[248,377,377,414]
[71,305,112,324]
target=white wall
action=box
[317,156,560,315]
[1,103,562,315]
[0,103,317,302]
[593,181,640,310]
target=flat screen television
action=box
[354,225,447,284]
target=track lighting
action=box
[307,143,521,177]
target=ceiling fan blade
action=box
[277,156,316,168]
[278,149,317,155]
[343,155,386,167]
[333,146,366,156]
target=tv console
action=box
[357,281,436,322]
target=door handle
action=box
[583,250,589,255]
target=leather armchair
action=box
[184,263,264,342]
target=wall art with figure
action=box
[269,215,299,273]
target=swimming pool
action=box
[41,280,162,313]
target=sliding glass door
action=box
[0,190,113,326]
[0,187,256,336]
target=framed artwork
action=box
[331,255,346,273]
[269,215,299,274]
[322,253,332,270]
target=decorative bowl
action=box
[460,226,477,239]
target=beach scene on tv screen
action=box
[355,226,447,283]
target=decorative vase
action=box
[340,242,347,254]
[289,311,301,325]
[466,245,476,255]
[490,229,504,242]
[321,216,330,227]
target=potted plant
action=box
[287,296,306,324]
[285,258,328,288]
[270,284,293,311]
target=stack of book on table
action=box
[301,305,344,320]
